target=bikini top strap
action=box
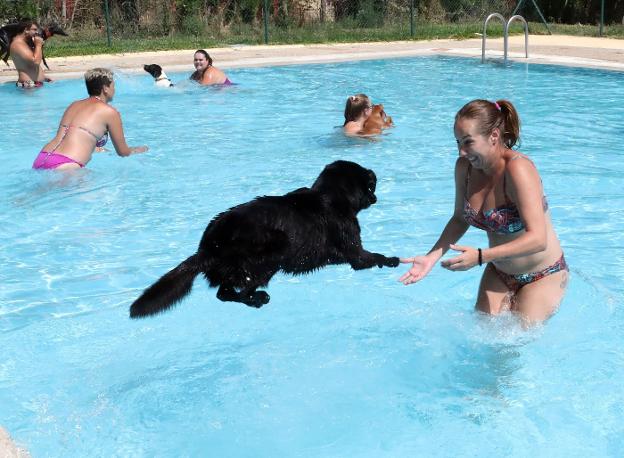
[59,123,105,141]
[50,124,71,153]
[76,125,102,141]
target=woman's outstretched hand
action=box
[132,146,149,154]
[399,255,436,285]
[440,244,479,271]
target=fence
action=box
[0,0,621,46]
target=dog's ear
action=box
[143,64,163,78]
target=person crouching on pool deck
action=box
[9,20,47,88]
[33,68,149,170]
[343,93,373,136]
[399,99,568,325]
[190,49,232,86]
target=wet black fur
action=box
[129,160,399,318]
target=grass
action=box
[42,20,623,59]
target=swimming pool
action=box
[1,56,623,456]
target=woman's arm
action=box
[200,68,213,85]
[400,158,470,284]
[442,156,549,271]
[480,157,547,263]
[201,67,227,85]
[425,158,471,259]
[343,121,365,136]
[106,107,148,157]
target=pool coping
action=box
[1,34,624,84]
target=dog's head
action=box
[360,104,387,135]
[312,160,377,213]
[363,104,393,131]
[143,64,163,79]
[370,104,386,121]
[38,24,68,39]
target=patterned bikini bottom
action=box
[491,254,568,292]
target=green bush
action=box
[356,0,385,27]
[0,0,39,22]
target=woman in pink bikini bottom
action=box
[33,67,148,170]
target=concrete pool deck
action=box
[1,34,624,84]
[0,426,30,458]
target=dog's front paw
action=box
[375,255,400,268]
[383,256,400,268]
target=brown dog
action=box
[361,104,394,135]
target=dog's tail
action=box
[129,253,203,319]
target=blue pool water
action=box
[1,56,623,456]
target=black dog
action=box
[130,160,399,318]
[143,64,174,87]
[0,22,67,68]
[0,22,22,65]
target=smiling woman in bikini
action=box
[400,99,568,325]
[190,50,232,86]
[33,68,148,170]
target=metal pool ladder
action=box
[482,13,529,64]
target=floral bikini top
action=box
[463,160,548,234]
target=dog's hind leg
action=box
[216,285,270,308]
[243,289,270,308]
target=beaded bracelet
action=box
[478,248,483,266]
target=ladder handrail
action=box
[505,15,529,60]
[482,13,506,64]
[482,13,529,64]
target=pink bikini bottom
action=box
[32,151,84,170]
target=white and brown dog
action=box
[143,64,174,87]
